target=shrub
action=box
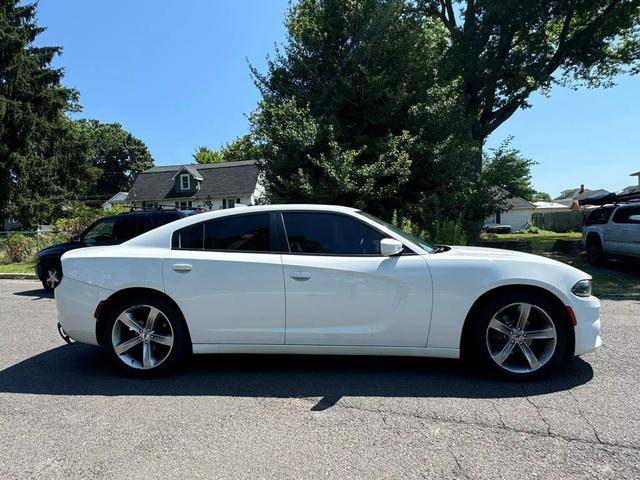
[391,211,468,246]
[430,215,467,245]
[4,233,35,263]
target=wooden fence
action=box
[531,210,588,233]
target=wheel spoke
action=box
[493,340,516,365]
[117,312,143,332]
[150,334,172,346]
[145,307,161,331]
[489,317,513,336]
[114,336,142,355]
[142,342,152,369]
[524,327,556,340]
[519,342,541,370]
[516,303,531,330]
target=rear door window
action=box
[612,206,640,224]
[204,214,271,251]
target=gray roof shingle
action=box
[128,160,259,202]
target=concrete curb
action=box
[0,273,38,280]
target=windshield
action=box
[356,211,435,253]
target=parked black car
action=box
[36,209,194,291]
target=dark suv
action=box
[36,209,193,291]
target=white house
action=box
[127,160,263,210]
[102,191,129,211]
[485,194,537,232]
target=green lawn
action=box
[483,232,640,297]
[0,261,36,274]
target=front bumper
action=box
[570,295,602,356]
[56,277,111,345]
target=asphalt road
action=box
[0,280,638,479]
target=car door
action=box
[606,206,630,253]
[615,206,640,255]
[279,211,432,347]
[163,212,286,344]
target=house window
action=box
[223,198,236,209]
[180,173,191,190]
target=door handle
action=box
[289,271,311,280]
[172,263,192,272]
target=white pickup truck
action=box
[582,203,640,264]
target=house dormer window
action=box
[180,173,191,190]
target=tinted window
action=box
[283,212,384,255]
[585,207,614,225]
[113,216,145,241]
[174,223,204,249]
[613,206,640,224]
[152,212,181,229]
[205,214,271,251]
[83,218,116,245]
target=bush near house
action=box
[3,234,35,263]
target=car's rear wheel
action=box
[469,292,567,379]
[103,295,191,376]
[42,263,62,292]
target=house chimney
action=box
[579,184,584,194]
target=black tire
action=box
[101,294,191,377]
[468,292,568,379]
[586,237,606,265]
[41,262,62,292]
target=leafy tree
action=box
[193,146,223,164]
[76,119,154,197]
[0,1,94,228]
[414,0,640,160]
[251,0,448,220]
[482,139,537,201]
[194,135,261,164]
[532,191,552,202]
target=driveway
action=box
[0,280,638,479]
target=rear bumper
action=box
[570,295,602,356]
[55,277,111,345]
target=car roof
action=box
[124,204,364,249]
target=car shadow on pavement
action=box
[12,288,53,300]
[0,344,593,406]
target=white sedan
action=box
[56,204,601,378]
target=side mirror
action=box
[628,214,640,222]
[71,234,81,242]
[380,238,403,256]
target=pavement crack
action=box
[299,397,640,453]
[448,447,470,480]
[526,396,551,436]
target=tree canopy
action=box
[0,1,94,227]
[75,119,154,197]
[252,0,640,238]
[194,135,261,164]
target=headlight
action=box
[572,279,592,297]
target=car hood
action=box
[442,245,590,279]
[37,241,82,258]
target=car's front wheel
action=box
[102,295,191,376]
[42,263,62,292]
[469,292,568,379]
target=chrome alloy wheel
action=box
[111,305,174,370]
[485,302,557,374]
[45,268,60,289]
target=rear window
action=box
[152,212,181,229]
[584,207,614,226]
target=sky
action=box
[37,0,640,198]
